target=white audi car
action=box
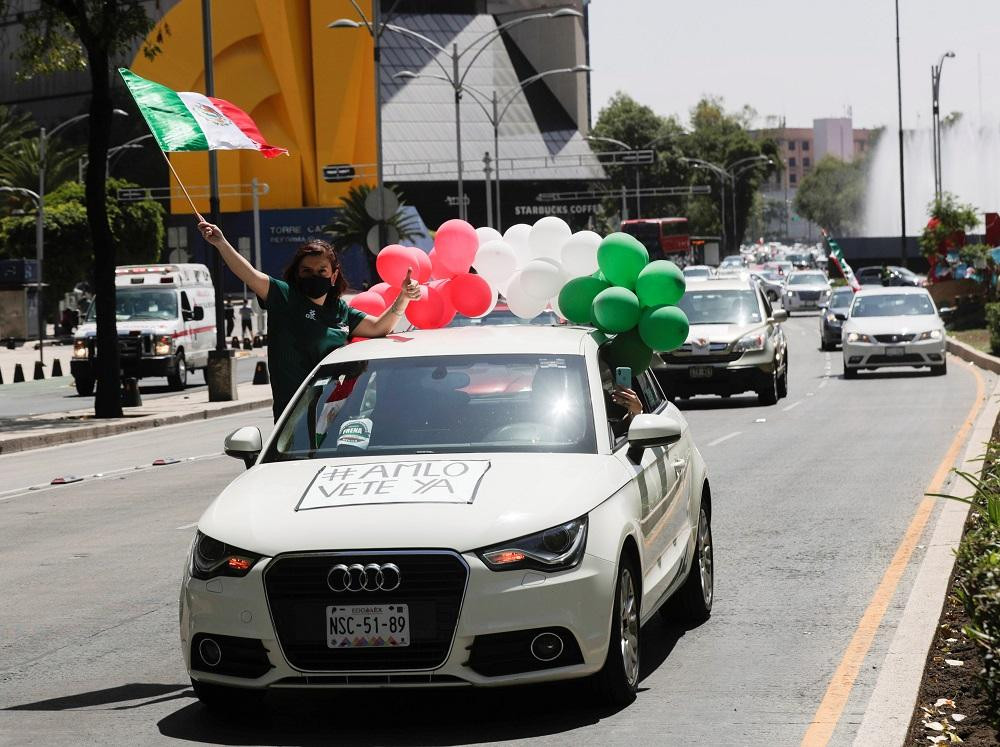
[181,326,712,710]
[841,287,947,377]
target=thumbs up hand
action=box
[401,267,421,300]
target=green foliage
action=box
[985,303,1000,354]
[793,155,866,235]
[920,192,980,258]
[0,178,164,310]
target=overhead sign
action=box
[594,149,655,165]
[323,164,356,183]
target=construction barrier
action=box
[252,360,270,385]
[51,359,63,377]
[13,363,24,383]
[33,361,44,380]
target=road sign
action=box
[323,164,356,183]
[366,224,400,254]
[364,187,399,220]
[594,149,655,165]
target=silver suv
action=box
[653,278,789,405]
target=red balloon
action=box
[435,219,478,274]
[348,291,387,316]
[376,244,414,286]
[430,248,458,280]
[429,279,456,326]
[405,285,446,329]
[404,246,432,283]
[447,272,493,317]
[369,282,395,305]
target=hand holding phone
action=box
[615,366,632,390]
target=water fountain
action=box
[862,117,1000,237]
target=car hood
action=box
[686,322,761,344]
[198,453,631,556]
[75,320,178,337]
[785,283,830,292]
[842,316,942,335]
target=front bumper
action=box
[653,348,776,397]
[842,338,946,369]
[820,318,843,344]
[180,549,617,689]
[70,355,178,380]
[783,293,829,311]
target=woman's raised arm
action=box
[197,221,270,300]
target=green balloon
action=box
[558,275,610,325]
[591,270,609,282]
[635,260,686,307]
[596,232,649,289]
[591,287,641,333]
[603,328,653,375]
[639,305,690,352]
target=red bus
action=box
[620,218,691,261]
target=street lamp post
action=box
[79,134,154,182]
[894,0,907,264]
[681,157,730,253]
[931,51,955,201]
[726,155,771,250]
[381,8,582,221]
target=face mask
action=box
[298,274,331,299]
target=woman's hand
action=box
[612,387,642,417]
[197,220,228,249]
[400,268,421,301]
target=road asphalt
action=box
[0,313,989,746]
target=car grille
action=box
[874,333,916,343]
[263,551,468,672]
[796,291,821,301]
[661,342,741,365]
[866,354,924,365]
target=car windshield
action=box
[676,289,762,325]
[85,288,179,322]
[788,273,825,285]
[684,268,711,278]
[851,293,935,317]
[265,354,597,460]
[448,309,561,327]
[830,289,855,307]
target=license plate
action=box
[326,604,410,648]
[690,366,714,379]
[886,346,905,357]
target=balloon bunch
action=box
[557,232,689,374]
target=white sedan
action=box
[181,326,712,710]
[841,287,947,377]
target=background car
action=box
[855,265,925,287]
[448,302,563,327]
[654,278,788,405]
[819,286,855,350]
[784,253,814,270]
[750,270,784,302]
[841,287,947,377]
[782,271,831,313]
[718,255,746,270]
[683,265,715,281]
[183,326,713,711]
[763,260,794,277]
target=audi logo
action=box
[327,562,402,592]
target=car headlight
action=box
[846,332,873,343]
[72,340,89,359]
[917,329,943,341]
[825,312,838,323]
[785,290,794,297]
[154,335,172,356]
[476,516,588,572]
[189,531,262,580]
[733,332,766,352]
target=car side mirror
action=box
[627,413,683,461]
[193,306,205,321]
[770,309,789,323]
[224,426,262,469]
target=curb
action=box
[0,397,271,456]
[947,336,1000,375]
[852,365,1000,745]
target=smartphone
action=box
[615,366,632,390]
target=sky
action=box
[587,0,1000,131]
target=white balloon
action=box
[473,239,518,289]
[475,226,502,246]
[520,258,565,299]
[560,230,603,277]
[504,273,548,319]
[529,216,572,260]
[503,223,533,267]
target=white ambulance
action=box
[71,264,216,396]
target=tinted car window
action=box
[676,289,762,325]
[830,289,855,307]
[87,288,179,322]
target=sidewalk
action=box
[0,338,74,382]
[0,379,272,455]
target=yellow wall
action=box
[130,0,376,215]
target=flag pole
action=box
[158,149,205,222]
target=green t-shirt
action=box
[259,277,367,419]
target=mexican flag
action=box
[825,234,861,291]
[118,68,287,158]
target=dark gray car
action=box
[819,287,856,350]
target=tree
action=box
[0,178,164,311]
[793,155,866,236]
[920,192,979,258]
[3,0,164,417]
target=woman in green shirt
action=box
[197,220,420,420]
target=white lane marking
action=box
[176,522,199,530]
[782,400,804,412]
[819,380,828,389]
[754,418,767,423]
[706,431,742,447]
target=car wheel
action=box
[74,376,95,396]
[167,352,187,390]
[777,360,788,399]
[844,364,858,379]
[667,506,714,623]
[931,360,947,376]
[190,678,263,714]
[757,370,778,406]
[592,553,640,707]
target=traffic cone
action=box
[33,361,45,380]
[252,360,269,385]
[121,377,142,407]
[252,334,263,348]
[0,367,4,385]
[52,358,63,377]
[230,335,240,349]
[13,363,24,382]
[242,337,252,350]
